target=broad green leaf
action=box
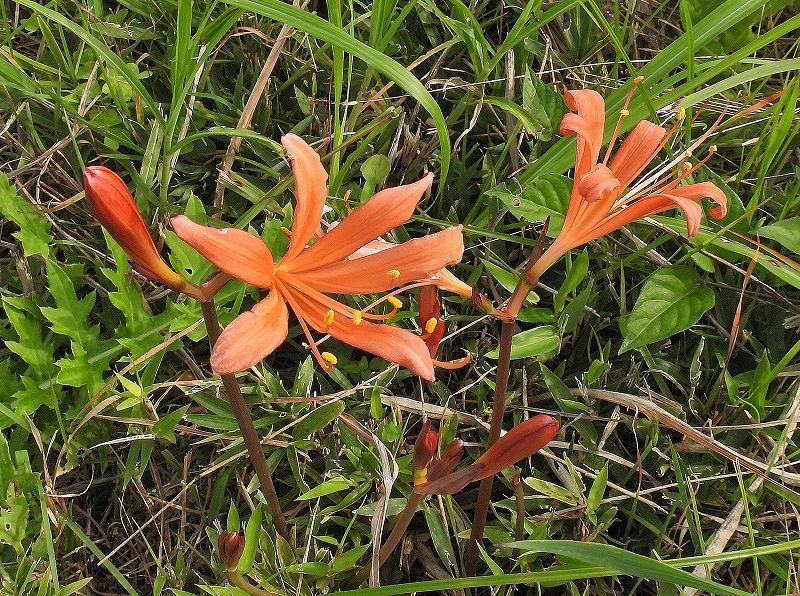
[331,544,370,573]
[0,172,52,257]
[586,464,608,524]
[758,217,800,255]
[152,406,190,443]
[521,73,566,141]
[555,249,589,313]
[481,260,538,303]
[492,174,571,236]
[487,326,560,360]
[524,477,579,506]
[620,265,714,353]
[292,400,345,439]
[238,505,262,573]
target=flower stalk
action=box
[201,301,289,540]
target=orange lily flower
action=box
[526,82,728,284]
[171,134,466,380]
[83,166,191,294]
[412,414,559,495]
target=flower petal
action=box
[171,215,274,288]
[580,187,717,244]
[295,226,464,294]
[282,134,328,261]
[288,287,435,380]
[211,291,289,374]
[286,174,434,272]
[670,182,728,220]
[608,120,667,189]
[576,164,621,203]
[561,89,606,178]
[471,415,559,480]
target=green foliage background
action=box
[1,0,799,593]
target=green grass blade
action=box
[506,540,751,596]
[16,0,163,127]
[219,0,451,184]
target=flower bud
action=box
[412,420,438,485]
[472,415,559,480]
[427,438,464,480]
[218,530,245,569]
[419,286,445,357]
[83,166,188,292]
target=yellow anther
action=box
[685,150,693,158]
[424,318,438,334]
[619,109,630,117]
[683,161,693,171]
[386,269,401,280]
[321,352,338,366]
[280,226,292,237]
[676,107,686,121]
[709,145,718,153]
[633,75,644,84]
[387,296,403,309]
[323,309,335,326]
[352,310,363,326]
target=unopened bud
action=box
[218,530,245,569]
[83,166,188,292]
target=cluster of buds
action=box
[411,415,559,495]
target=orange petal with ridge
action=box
[211,291,289,374]
[171,215,274,288]
[296,226,464,294]
[286,174,434,272]
[282,134,328,261]
[288,288,435,381]
[608,120,667,189]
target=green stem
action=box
[226,570,279,596]
[200,300,289,540]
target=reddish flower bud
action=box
[218,530,245,569]
[419,286,445,357]
[83,166,188,293]
[471,415,559,480]
[414,416,558,496]
[427,438,463,480]
[412,420,438,484]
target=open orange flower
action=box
[527,81,727,283]
[172,134,466,380]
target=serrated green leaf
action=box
[0,172,52,257]
[620,265,715,352]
